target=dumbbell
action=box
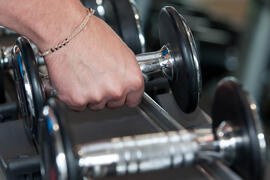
[0,44,44,70]
[0,44,44,108]
[11,38,46,144]
[0,45,44,123]
[40,77,266,180]
[12,6,201,142]
[138,6,201,113]
[81,0,145,54]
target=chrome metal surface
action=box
[0,45,44,70]
[129,0,146,53]
[40,75,58,98]
[138,93,184,131]
[0,46,13,69]
[74,121,239,178]
[246,95,267,178]
[0,26,16,35]
[137,45,173,81]
[214,121,239,165]
[12,45,35,130]
[95,0,105,19]
[76,129,211,178]
[41,105,68,180]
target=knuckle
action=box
[71,94,87,107]
[90,92,103,104]
[126,101,139,108]
[58,92,86,111]
[131,74,144,91]
[125,93,143,108]
[109,85,123,100]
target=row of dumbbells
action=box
[41,77,266,180]
[0,4,201,147]
[0,5,202,179]
[0,4,267,180]
[37,6,267,180]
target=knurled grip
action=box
[76,130,202,178]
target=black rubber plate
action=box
[81,0,143,54]
[13,37,44,141]
[159,6,200,113]
[212,77,265,180]
[110,0,143,54]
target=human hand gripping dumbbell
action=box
[0,0,143,123]
[41,77,266,180]
[11,6,201,143]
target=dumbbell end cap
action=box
[159,6,201,113]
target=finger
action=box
[106,95,126,109]
[125,88,144,108]
[87,100,106,111]
[67,104,86,112]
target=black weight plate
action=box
[0,65,6,103]
[110,0,144,54]
[81,0,98,10]
[12,37,44,142]
[81,0,121,37]
[102,0,121,35]
[81,0,144,53]
[212,77,266,180]
[41,98,81,180]
[159,6,201,113]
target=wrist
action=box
[0,0,88,52]
[30,1,88,51]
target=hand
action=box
[43,15,144,111]
[0,0,144,111]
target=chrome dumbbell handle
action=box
[138,93,184,131]
[74,128,233,178]
[136,45,173,82]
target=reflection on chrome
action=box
[42,105,68,180]
[56,153,68,178]
[129,0,146,53]
[136,45,174,81]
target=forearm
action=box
[0,0,87,50]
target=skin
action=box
[0,0,144,111]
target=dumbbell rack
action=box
[0,3,259,180]
[0,92,243,180]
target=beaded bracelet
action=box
[39,8,95,57]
